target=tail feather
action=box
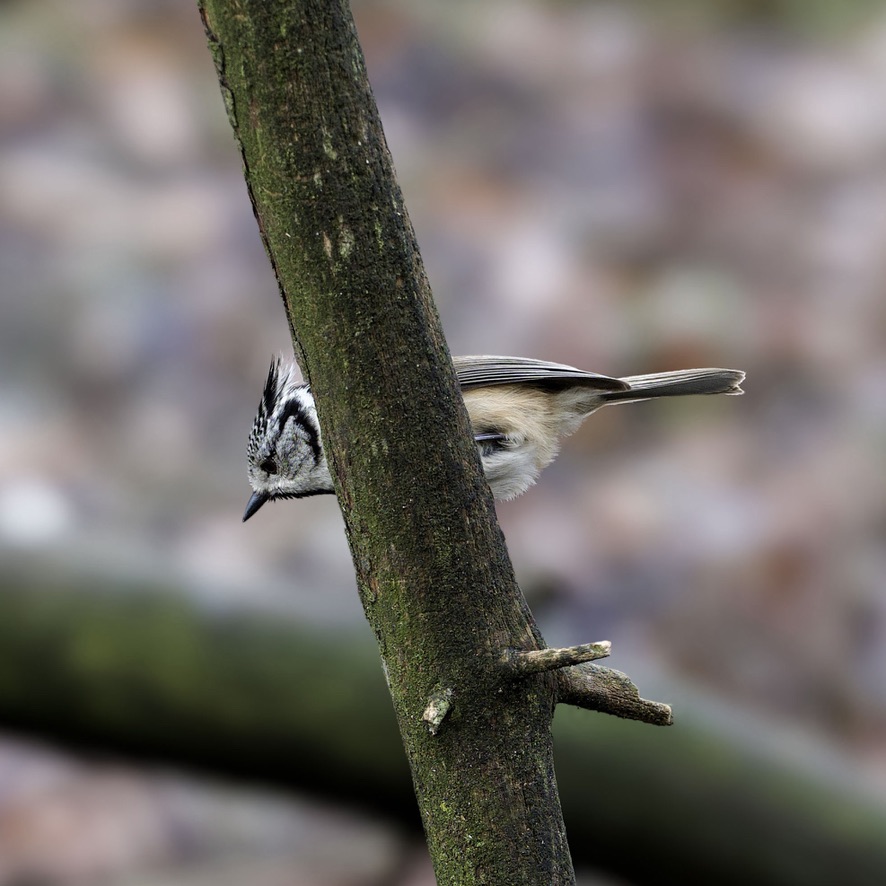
[604,368,745,403]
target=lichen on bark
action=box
[198,1,667,882]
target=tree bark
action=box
[198,1,574,881]
[197,2,668,881]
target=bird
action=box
[243,355,744,521]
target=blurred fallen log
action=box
[1,556,886,885]
[0,556,409,806]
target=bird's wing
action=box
[453,355,629,393]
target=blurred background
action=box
[2,0,886,883]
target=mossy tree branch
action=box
[198,1,666,881]
[502,642,612,676]
[558,665,674,726]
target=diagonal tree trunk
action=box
[197,2,667,881]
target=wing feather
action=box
[453,355,629,393]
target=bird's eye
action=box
[260,456,278,475]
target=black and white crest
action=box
[243,358,334,520]
[247,358,300,460]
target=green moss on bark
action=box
[199,0,574,881]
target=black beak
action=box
[243,490,270,522]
